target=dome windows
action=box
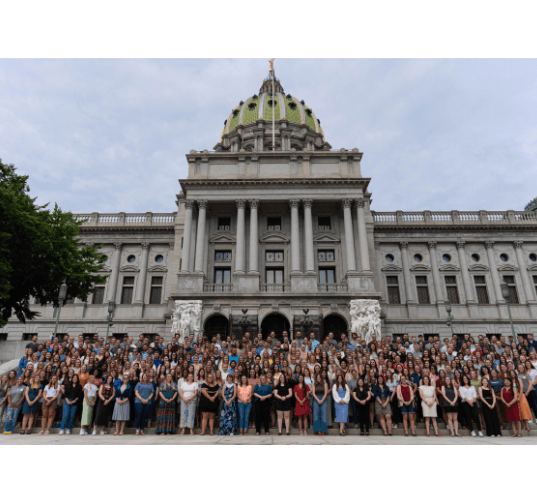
[286,94,292,100]
[306,108,312,117]
[248,102,257,111]
[232,109,239,118]
[288,102,297,110]
[252,94,258,101]
[300,100,305,105]
[239,101,244,106]
[268,99,276,108]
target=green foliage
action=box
[524,197,537,212]
[0,160,107,328]
[285,96,302,125]
[243,98,259,125]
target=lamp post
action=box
[500,282,517,339]
[53,280,68,339]
[445,299,454,338]
[105,300,116,345]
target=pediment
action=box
[468,264,490,271]
[439,264,460,271]
[148,265,168,273]
[120,265,140,272]
[410,264,431,271]
[259,233,290,244]
[528,264,537,271]
[381,264,402,272]
[313,233,340,244]
[209,234,236,244]
[498,264,518,271]
[98,266,113,273]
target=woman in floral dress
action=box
[219,374,237,436]
[156,374,178,435]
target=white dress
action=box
[419,385,437,417]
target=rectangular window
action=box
[415,276,430,304]
[22,333,37,341]
[503,275,519,304]
[318,250,335,261]
[265,250,284,262]
[218,217,231,231]
[267,217,281,231]
[92,287,105,305]
[319,268,336,291]
[386,276,401,304]
[444,276,460,304]
[534,275,537,296]
[214,268,231,284]
[266,268,284,291]
[215,250,232,262]
[318,216,331,230]
[149,277,163,304]
[0,334,7,341]
[473,276,490,304]
[121,276,134,304]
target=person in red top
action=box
[397,375,416,436]
[294,374,311,435]
[500,377,521,437]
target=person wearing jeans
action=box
[236,375,252,435]
[3,377,26,434]
[134,374,154,435]
[60,374,82,434]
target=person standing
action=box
[237,375,253,435]
[312,374,328,436]
[200,373,220,435]
[501,377,521,437]
[3,376,26,435]
[179,373,198,435]
[40,376,60,435]
[373,375,393,436]
[351,377,372,435]
[112,373,131,436]
[253,375,272,435]
[134,374,154,436]
[0,375,10,426]
[397,375,417,437]
[332,374,350,436]
[93,375,115,435]
[219,374,238,436]
[80,375,98,435]
[294,374,311,435]
[59,374,82,435]
[441,376,460,437]
[479,377,501,437]
[419,375,440,437]
[459,374,483,437]
[21,375,42,434]
[156,373,178,435]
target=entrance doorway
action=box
[322,315,348,342]
[204,314,229,339]
[260,313,290,340]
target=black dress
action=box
[274,384,292,412]
[443,386,458,413]
[200,383,219,413]
[94,385,114,427]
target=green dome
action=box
[219,88,325,142]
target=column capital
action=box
[514,240,524,249]
[485,240,495,250]
[456,240,466,249]
[289,199,301,208]
[141,242,150,250]
[236,199,247,209]
[302,198,313,208]
[341,198,353,209]
[113,242,122,250]
[399,241,409,250]
[248,199,259,209]
[197,200,208,209]
[185,200,195,210]
[427,241,437,250]
[355,198,366,208]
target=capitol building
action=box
[2,69,537,355]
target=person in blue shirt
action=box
[253,375,273,435]
[134,374,154,435]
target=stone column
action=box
[134,242,150,303]
[514,240,536,303]
[107,242,122,302]
[399,241,415,303]
[290,199,301,273]
[235,200,246,273]
[180,200,194,272]
[248,199,259,273]
[194,200,208,273]
[303,198,315,272]
[428,241,444,303]
[456,240,475,304]
[355,198,371,272]
[342,198,357,272]
[485,241,504,303]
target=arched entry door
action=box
[204,314,229,339]
[322,315,348,342]
[261,313,290,340]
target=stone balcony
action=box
[372,210,537,227]
[73,212,177,227]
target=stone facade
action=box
[2,73,537,360]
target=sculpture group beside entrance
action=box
[171,300,202,343]
[349,299,381,344]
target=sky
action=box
[1,58,536,215]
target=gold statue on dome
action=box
[269,58,275,73]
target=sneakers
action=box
[92,430,97,435]
[66,430,71,435]
[2,431,11,435]
[478,431,484,437]
[59,430,65,435]
[79,430,85,435]
[100,430,105,435]
[471,431,476,437]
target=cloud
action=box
[0,58,536,213]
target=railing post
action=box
[396,210,403,225]
[451,210,460,225]
[145,212,153,225]
[506,210,516,224]
[118,212,126,225]
[479,210,488,224]
[424,210,431,224]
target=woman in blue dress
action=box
[332,374,350,436]
[21,375,42,434]
[219,374,238,436]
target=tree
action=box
[0,159,107,328]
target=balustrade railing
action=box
[318,283,348,292]
[204,283,232,293]
[260,283,291,293]
[372,210,537,226]
[75,212,176,226]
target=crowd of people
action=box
[1,330,536,438]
